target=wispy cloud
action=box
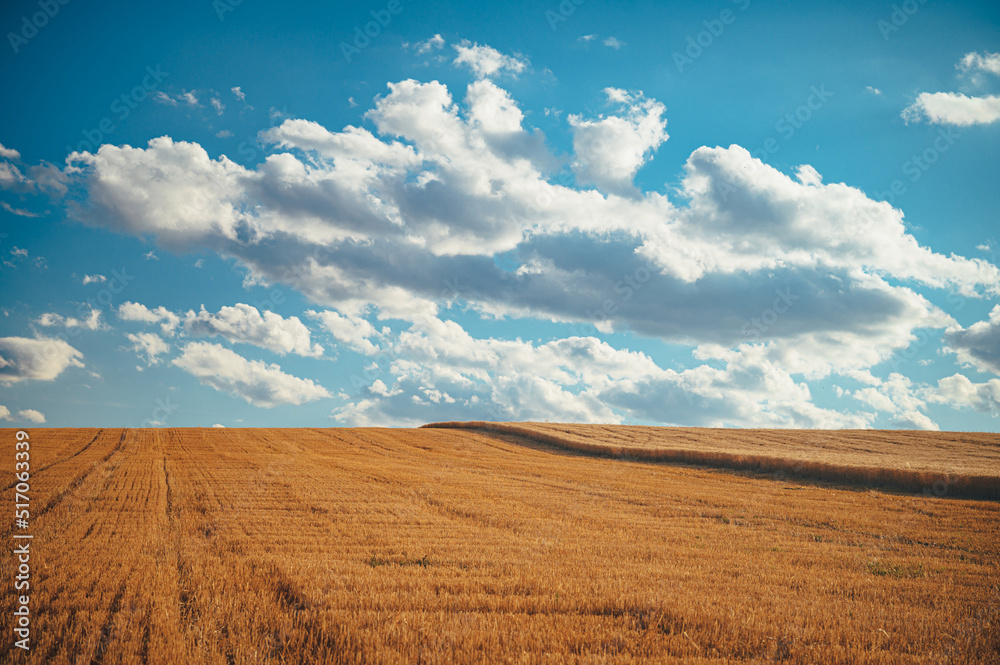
[453,40,528,79]
[414,33,444,55]
[1,201,40,217]
[959,51,1000,76]
[903,51,1000,125]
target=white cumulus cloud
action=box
[172,342,331,407]
[902,92,1000,126]
[0,336,84,384]
[126,332,170,366]
[569,88,668,195]
[959,51,1000,76]
[926,374,1000,416]
[453,41,528,79]
[903,52,1000,125]
[309,309,381,356]
[943,305,1000,375]
[59,51,1000,426]
[18,409,46,424]
[0,143,21,160]
[853,372,937,430]
[118,302,181,336]
[183,304,323,357]
[37,307,105,331]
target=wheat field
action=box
[424,422,1000,500]
[1,426,998,663]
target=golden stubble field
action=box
[1,426,998,664]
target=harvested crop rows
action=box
[1,427,998,663]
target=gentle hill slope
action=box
[423,422,1000,500]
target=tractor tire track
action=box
[2,428,105,492]
[0,430,129,539]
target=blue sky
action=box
[1,0,998,429]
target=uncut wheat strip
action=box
[421,422,1000,501]
[530,423,1000,477]
[520,423,1000,481]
